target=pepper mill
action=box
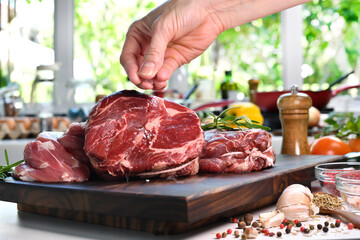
[248,78,260,104]
[277,85,312,155]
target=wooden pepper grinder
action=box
[248,78,260,104]
[277,85,312,155]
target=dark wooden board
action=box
[0,154,345,234]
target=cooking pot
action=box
[253,71,359,112]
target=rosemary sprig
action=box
[0,150,24,181]
[201,107,271,131]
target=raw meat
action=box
[84,90,204,180]
[58,122,90,165]
[13,125,90,182]
[199,129,276,173]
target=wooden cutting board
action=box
[0,154,344,234]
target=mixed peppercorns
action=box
[215,215,357,239]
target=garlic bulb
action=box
[259,210,285,228]
[276,184,319,221]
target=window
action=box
[0,0,54,104]
[302,0,360,90]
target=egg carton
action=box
[0,117,71,140]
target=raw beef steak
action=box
[13,130,90,182]
[84,90,204,180]
[199,129,275,173]
[58,122,90,165]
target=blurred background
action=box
[0,0,359,131]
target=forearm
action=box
[207,0,312,31]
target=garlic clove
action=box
[279,204,313,221]
[259,210,285,228]
[309,201,320,216]
[276,184,318,222]
[244,227,258,239]
[276,184,312,210]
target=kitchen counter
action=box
[1,181,359,240]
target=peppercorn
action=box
[241,234,247,240]
[234,230,240,238]
[227,229,232,234]
[216,233,222,239]
[279,223,285,229]
[336,219,341,224]
[244,213,253,223]
[304,228,310,234]
[335,221,340,227]
[222,232,227,238]
[323,226,329,232]
[310,225,315,230]
[324,221,329,227]
[232,217,238,223]
[277,232,282,237]
[296,222,302,227]
[252,222,259,228]
[330,223,335,228]
[238,221,246,229]
[269,232,275,237]
[348,223,354,230]
[300,226,305,232]
[317,224,322,230]
[285,228,291,234]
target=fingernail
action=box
[139,62,155,76]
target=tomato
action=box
[348,138,360,152]
[310,136,351,155]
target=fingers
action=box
[138,21,169,80]
[120,36,142,85]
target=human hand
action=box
[120,0,311,90]
[120,0,224,90]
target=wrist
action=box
[206,0,311,31]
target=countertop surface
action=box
[1,181,360,240]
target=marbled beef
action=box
[84,90,204,179]
[199,129,275,173]
[13,129,90,182]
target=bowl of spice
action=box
[315,162,360,197]
[336,170,360,212]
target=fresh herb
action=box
[0,150,24,181]
[201,107,270,131]
[315,112,360,140]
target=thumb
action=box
[138,25,169,79]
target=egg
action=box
[308,106,320,128]
[4,117,16,131]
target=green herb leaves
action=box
[316,112,360,140]
[201,107,271,131]
[0,150,24,181]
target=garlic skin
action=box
[259,210,285,228]
[244,227,258,239]
[276,184,319,221]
